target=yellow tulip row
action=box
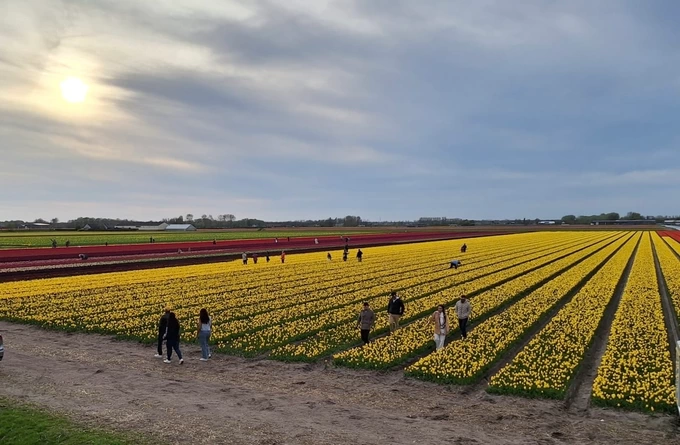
[332,233,630,369]
[654,235,680,326]
[591,234,675,413]
[220,232,611,355]
[273,232,620,362]
[487,233,639,398]
[405,233,630,384]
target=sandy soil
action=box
[0,321,676,445]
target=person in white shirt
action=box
[454,295,472,339]
[432,305,449,350]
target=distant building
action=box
[165,224,196,231]
[139,223,169,231]
[592,220,653,226]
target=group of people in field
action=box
[155,307,213,364]
[156,243,469,363]
[358,291,471,349]
[241,251,284,264]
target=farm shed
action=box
[165,224,196,231]
[139,223,169,231]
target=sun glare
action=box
[60,77,89,103]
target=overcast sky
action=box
[2,1,679,222]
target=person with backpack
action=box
[387,291,405,332]
[197,308,212,361]
[155,307,171,358]
[163,312,184,364]
[357,302,375,345]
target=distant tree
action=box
[604,212,620,221]
[186,214,194,222]
[561,215,577,224]
[625,211,642,220]
[320,217,335,227]
[225,214,236,223]
[50,217,59,224]
[34,218,47,223]
[343,215,362,227]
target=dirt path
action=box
[0,322,676,445]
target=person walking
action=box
[266,252,270,263]
[357,302,375,345]
[342,251,348,262]
[281,251,286,263]
[455,295,472,339]
[356,249,363,262]
[387,291,405,332]
[163,312,184,364]
[197,308,212,361]
[253,252,258,264]
[461,243,467,253]
[242,252,248,265]
[155,307,171,358]
[327,252,332,262]
[314,238,319,245]
[432,305,449,350]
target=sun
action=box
[60,77,89,103]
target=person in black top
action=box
[387,291,405,332]
[461,243,467,253]
[155,307,170,358]
[342,251,348,262]
[163,312,184,364]
[356,249,363,262]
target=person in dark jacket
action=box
[356,249,363,262]
[163,312,184,364]
[387,291,405,332]
[342,251,348,262]
[461,243,467,253]
[155,307,171,358]
[357,302,375,344]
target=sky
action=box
[1,0,679,222]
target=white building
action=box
[165,224,196,231]
[139,223,169,231]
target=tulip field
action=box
[0,231,678,414]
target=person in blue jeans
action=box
[197,308,212,361]
[163,312,184,365]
